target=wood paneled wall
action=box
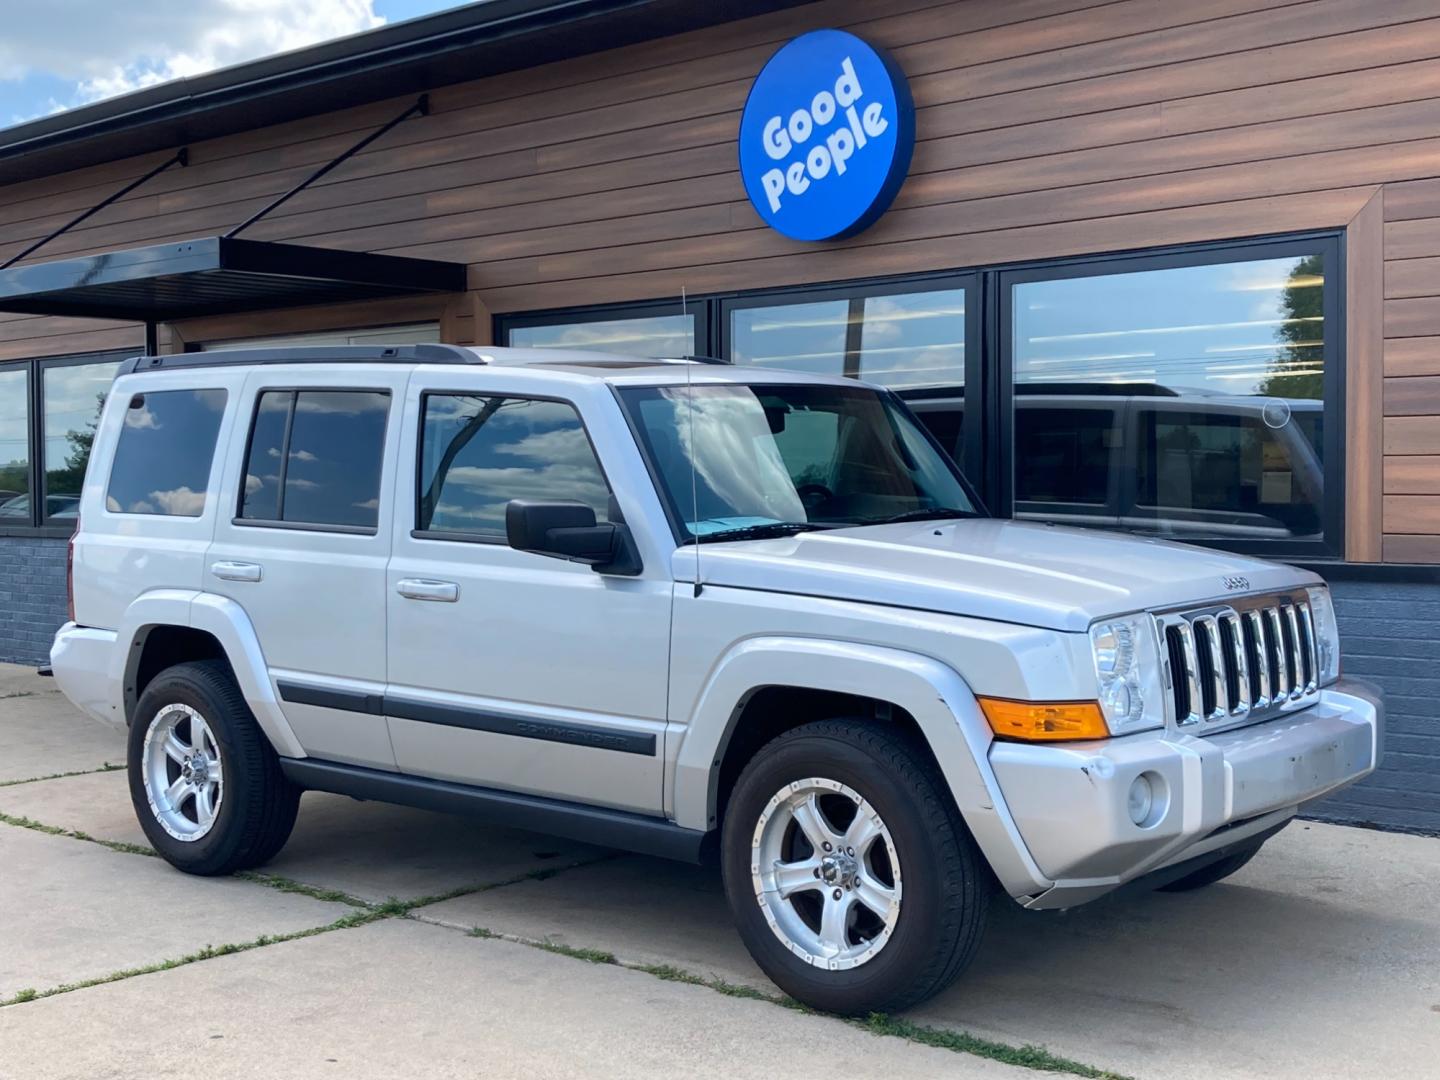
[1,0,1438,557]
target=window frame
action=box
[497,299,709,358]
[409,388,618,546]
[995,233,1344,558]
[0,348,133,537]
[233,385,392,537]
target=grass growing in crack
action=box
[533,940,618,965]
[0,910,389,1008]
[235,872,368,908]
[0,763,124,789]
[456,928,1126,1079]
[860,1014,1130,1078]
[0,811,156,857]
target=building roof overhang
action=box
[0,0,808,186]
[0,237,467,323]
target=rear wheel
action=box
[128,660,299,875]
[721,718,989,1015]
[1158,845,1262,892]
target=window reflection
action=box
[730,289,965,391]
[44,360,120,518]
[418,395,612,536]
[0,367,28,520]
[509,314,695,357]
[1011,254,1327,540]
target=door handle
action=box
[211,561,263,582]
[396,578,459,602]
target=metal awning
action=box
[0,236,466,323]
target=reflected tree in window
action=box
[1261,253,1325,401]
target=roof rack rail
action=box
[116,343,476,376]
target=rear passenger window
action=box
[417,394,611,537]
[106,389,227,516]
[240,390,389,530]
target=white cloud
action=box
[3,1,384,117]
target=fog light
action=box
[1127,774,1154,826]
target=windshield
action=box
[619,382,981,542]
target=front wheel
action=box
[721,719,990,1015]
[128,660,299,876]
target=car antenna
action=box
[683,285,702,598]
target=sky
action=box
[0,0,473,130]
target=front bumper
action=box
[988,678,1383,910]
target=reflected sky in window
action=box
[1013,255,1324,401]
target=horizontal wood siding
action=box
[0,0,1437,556]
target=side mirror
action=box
[505,500,641,575]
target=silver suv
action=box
[51,345,1382,1014]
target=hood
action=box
[674,519,1320,632]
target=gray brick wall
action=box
[0,537,69,666]
[1304,578,1440,836]
[0,534,1434,833]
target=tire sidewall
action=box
[722,727,964,1011]
[127,667,245,869]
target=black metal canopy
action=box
[0,237,467,323]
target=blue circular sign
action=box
[738,29,915,242]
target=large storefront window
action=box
[505,306,699,357]
[724,281,971,465]
[43,359,122,520]
[494,234,1339,556]
[0,350,128,531]
[1006,242,1335,548]
[0,365,28,521]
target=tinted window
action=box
[1014,405,1116,511]
[418,395,611,536]
[44,360,120,516]
[106,389,227,516]
[240,390,389,530]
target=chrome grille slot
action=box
[1160,592,1319,732]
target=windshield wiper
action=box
[687,522,827,544]
[864,507,978,526]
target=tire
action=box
[721,718,990,1015]
[127,660,300,876]
[1158,844,1261,892]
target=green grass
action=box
[0,762,124,789]
[454,926,1129,1079]
[0,909,389,1008]
[0,811,156,857]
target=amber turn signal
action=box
[978,698,1109,742]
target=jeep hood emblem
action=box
[1223,575,1251,591]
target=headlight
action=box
[1090,615,1165,736]
[1305,585,1341,686]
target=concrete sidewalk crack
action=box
[0,762,123,788]
[405,916,1133,1080]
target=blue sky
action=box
[0,1,471,131]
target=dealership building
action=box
[0,0,1434,833]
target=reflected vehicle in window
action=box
[0,493,81,519]
[1009,386,1323,541]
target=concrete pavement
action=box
[3,662,1437,1079]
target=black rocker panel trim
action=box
[276,680,656,756]
[279,757,705,863]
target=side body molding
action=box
[670,637,1051,898]
[116,589,305,759]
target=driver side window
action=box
[416,393,612,539]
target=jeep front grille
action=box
[1159,594,1319,730]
